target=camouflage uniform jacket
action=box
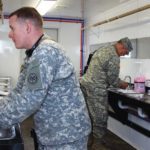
[80,44,120,95]
[0,35,91,145]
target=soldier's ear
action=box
[25,20,32,34]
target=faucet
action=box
[124,75,132,89]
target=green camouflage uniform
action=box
[80,44,120,138]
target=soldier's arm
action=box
[106,57,120,87]
[0,54,55,128]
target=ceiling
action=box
[2,0,130,18]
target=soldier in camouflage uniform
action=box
[0,7,91,150]
[80,37,133,149]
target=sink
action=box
[117,89,137,94]
[116,89,144,99]
[0,126,16,140]
[126,93,144,99]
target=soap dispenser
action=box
[134,61,145,93]
[134,76,145,93]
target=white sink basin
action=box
[117,89,137,94]
[117,89,144,99]
[127,93,144,99]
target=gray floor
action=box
[20,116,136,150]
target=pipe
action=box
[80,22,84,76]
[82,4,150,30]
[137,108,148,118]
[118,101,129,109]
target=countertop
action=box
[108,88,150,113]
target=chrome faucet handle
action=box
[124,75,132,89]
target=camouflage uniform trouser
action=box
[80,84,108,139]
[38,136,88,150]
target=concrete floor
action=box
[20,116,136,150]
[95,130,136,150]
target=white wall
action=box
[83,0,150,65]
[0,19,82,87]
[0,20,20,87]
[43,20,82,77]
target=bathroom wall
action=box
[120,58,150,82]
[83,0,150,65]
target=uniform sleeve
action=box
[13,60,29,93]
[95,47,120,88]
[13,70,26,93]
[106,56,120,87]
[0,56,54,128]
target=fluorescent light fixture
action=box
[37,0,57,16]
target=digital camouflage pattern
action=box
[80,44,120,138]
[38,136,88,150]
[0,35,91,147]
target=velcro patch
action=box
[26,59,42,90]
[28,73,38,84]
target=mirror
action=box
[135,37,150,59]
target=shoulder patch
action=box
[26,59,43,90]
[28,73,38,84]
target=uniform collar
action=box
[25,34,44,58]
